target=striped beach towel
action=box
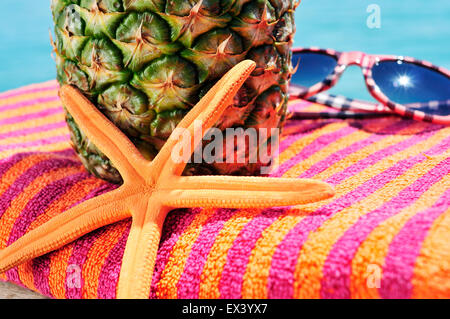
[0,80,449,299]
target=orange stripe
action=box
[0,166,83,249]
[291,131,450,298]
[82,220,129,299]
[198,209,257,299]
[156,209,217,299]
[241,209,307,298]
[48,244,74,299]
[28,177,103,232]
[0,153,52,198]
[412,207,450,298]
[350,171,450,298]
[16,261,36,293]
[16,177,100,295]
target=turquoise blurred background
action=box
[0,0,448,100]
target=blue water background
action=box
[0,0,448,100]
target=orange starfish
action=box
[0,60,334,299]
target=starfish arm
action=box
[59,86,149,184]
[0,188,132,274]
[117,198,170,299]
[152,60,256,179]
[160,176,334,209]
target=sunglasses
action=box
[288,48,450,125]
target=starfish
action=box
[0,60,334,299]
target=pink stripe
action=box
[267,134,450,299]
[380,187,450,299]
[32,255,53,298]
[0,158,80,220]
[272,125,358,177]
[299,120,412,178]
[62,183,118,299]
[0,121,67,141]
[0,134,70,152]
[0,96,60,113]
[320,155,450,298]
[326,128,439,185]
[150,208,201,299]
[97,220,131,299]
[279,120,337,153]
[177,209,237,298]
[219,209,285,299]
[0,107,63,126]
[7,172,90,245]
[0,82,58,99]
[288,100,313,112]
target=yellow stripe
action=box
[294,126,450,213]
[311,121,428,181]
[241,210,307,299]
[0,89,59,107]
[274,122,349,175]
[198,209,257,299]
[293,153,449,299]
[350,171,450,298]
[291,132,450,298]
[156,209,217,299]
[0,100,61,120]
[0,127,69,146]
[0,113,65,135]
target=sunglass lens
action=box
[372,60,450,116]
[290,51,338,94]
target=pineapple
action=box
[51,0,297,183]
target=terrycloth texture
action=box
[0,81,449,299]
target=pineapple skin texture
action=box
[52,0,296,183]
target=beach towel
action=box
[0,80,449,299]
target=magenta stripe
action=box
[0,107,63,126]
[219,209,285,299]
[380,187,450,299]
[150,208,201,299]
[97,220,131,299]
[7,172,90,245]
[0,152,33,179]
[267,134,450,299]
[320,156,450,298]
[0,134,70,152]
[0,158,80,220]
[0,82,57,99]
[65,227,108,299]
[299,120,412,178]
[0,96,60,113]
[32,255,53,298]
[272,125,358,177]
[63,183,118,299]
[177,209,237,298]
[326,128,439,185]
[0,121,67,141]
